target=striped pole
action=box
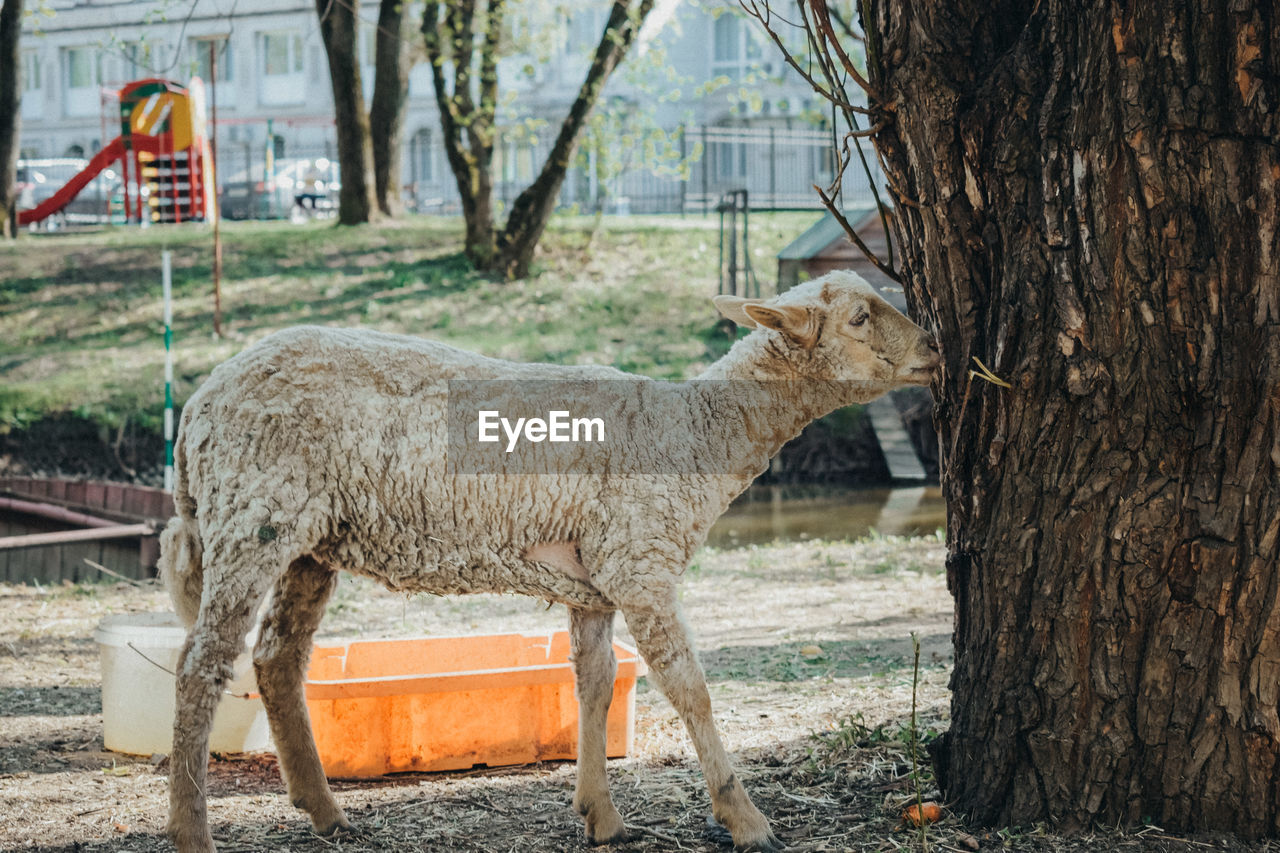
[162,250,174,493]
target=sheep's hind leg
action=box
[253,556,349,835]
[622,601,781,853]
[167,559,278,853]
[569,607,627,844]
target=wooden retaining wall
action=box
[0,477,173,584]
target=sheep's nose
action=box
[922,337,942,371]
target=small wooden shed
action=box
[0,476,171,583]
[776,208,898,298]
[775,208,939,482]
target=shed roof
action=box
[776,209,878,261]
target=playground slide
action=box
[17,136,143,226]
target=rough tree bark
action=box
[424,0,654,279]
[863,0,1280,836]
[0,0,23,239]
[369,0,409,217]
[315,0,378,224]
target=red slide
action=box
[17,136,132,226]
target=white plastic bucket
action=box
[93,612,271,755]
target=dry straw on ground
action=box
[0,536,1268,852]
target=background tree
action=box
[749,0,1280,838]
[315,0,378,223]
[369,0,409,216]
[423,0,655,280]
[315,0,409,223]
[0,0,23,239]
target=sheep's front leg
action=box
[622,602,781,853]
[569,607,627,844]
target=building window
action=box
[66,47,96,89]
[412,129,433,182]
[264,32,303,76]
[112,41,156,84]
[711,14,762,80]
[260,31,305,105]
[23,50,41,91]
[713,140,747,180]
[410,127,435,208]
[190,36,232,82]
[64,47,101,116]
[190,35,234,111]
[21,50,43,120]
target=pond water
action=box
[707,484,946,548]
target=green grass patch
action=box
[0,212,815,432]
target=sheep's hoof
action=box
[165,823,216,853]
[706,814,785,853]
[578,801,629,845]
[735,833,784,853]
[586,825,632,846]
[313,816,353,837]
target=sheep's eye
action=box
[848,312,868,328]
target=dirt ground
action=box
[1,536,1273,853]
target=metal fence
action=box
[233,124,881,217]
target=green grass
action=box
[0,212,815,432]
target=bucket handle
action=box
[126,641,261,700]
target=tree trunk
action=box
[494,0,654,280]
[369,0,408,217]
[316,0,377,224]
[865,0,1280,836]
[422,0,497,266]
[0,0,23,239]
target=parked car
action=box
[16,157,127,228]
[219,158,339,220]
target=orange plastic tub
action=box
[304,631,646,777]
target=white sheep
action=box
[160,270,940,853]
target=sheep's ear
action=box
[712,295,763,328]
[742,303,820,347]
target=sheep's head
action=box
[713,270,940,388]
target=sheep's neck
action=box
[693,330,850,481]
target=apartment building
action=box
[18,0,866,213]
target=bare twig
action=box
[739,0,875,116]
[112,419,138,480]
[807,0,878,100]
[83,558,148,588]
[740,0,902,284]
[124,639,258,700]
[633,823,687,848]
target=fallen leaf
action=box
[902,801,943,826]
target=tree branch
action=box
[738,0,876,116]
[497,0,656,274]
[807,0,877,100]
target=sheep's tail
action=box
[158,435,203,628]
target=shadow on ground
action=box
[14,726,1272,853]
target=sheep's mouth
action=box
[902,367,936,385]
[902,350,942,384]
[901,358,941,385]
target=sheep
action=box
[159,269,940,853]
